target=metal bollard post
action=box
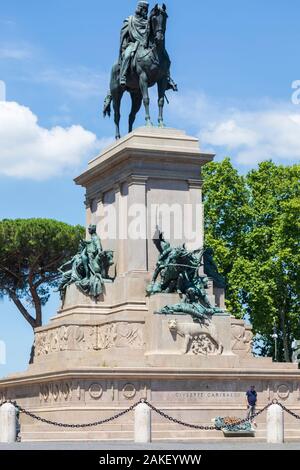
[134,401,151,443]
[267,403,284,444]
[0,402,17,443]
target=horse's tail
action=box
[103,93,112,118]
[103,63,121,118]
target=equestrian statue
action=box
[103,2,177,139]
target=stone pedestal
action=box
[76,127,212,267]
[0,127,299,442]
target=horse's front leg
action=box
[139,72,152,126]
[158,78,168,128]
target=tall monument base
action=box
[1,128,299,441]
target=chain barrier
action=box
[277,402,300,421]
[143,400,272,431]
[1,399,300,430]
[7,401,140,429]
[144,400,215,430]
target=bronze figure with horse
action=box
[103,3,177,139]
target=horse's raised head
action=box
[150,3,168,19]
[150,3,168,44]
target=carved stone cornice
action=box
[127,175,148,187]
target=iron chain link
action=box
[15,401,140,429]
[277,402,300,421]
[143,400,216,430]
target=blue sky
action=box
[1,0,300,376]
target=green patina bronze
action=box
[103,2,178,139]
[147,230,225,320]
[58,225,114,300]
[214,417,253,433]
[203,247,226,289]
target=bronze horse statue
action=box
[103,4,177,139]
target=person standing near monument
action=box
[246,385,257,421]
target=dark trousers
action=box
[247,404,256,420]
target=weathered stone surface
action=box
[0,128,299,442]
[267,404,284,443]
[135,402,151,443]
[0,403,17,443]
[0,372,300,441]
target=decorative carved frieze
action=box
[122,383,137,399]
[97,322,144,350]
[39,382,73,403]
[35,322,144,357]
[38,381,146,402]
[35,326,93,356]
[276,383,290,400]
[168,318,223,355]
[89,383,103,399]
[231,324,253,356]
[190,334,221,356]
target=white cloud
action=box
[0,43,33,60]
[0,101,112,180]
[202,119,258,149]
[169,93,300,167]
[0,81,6,101]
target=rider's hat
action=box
[137,1,149,7]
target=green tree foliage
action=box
[202,158,250,318]
[202,159,300,361]
[0,219,84,330]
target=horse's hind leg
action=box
[112,89,124,140]
[158,77,168,128]
[139,72,152,126]
[129,91,142,133]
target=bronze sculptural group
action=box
[58,224,225,323]
[58,225,114,300]
[147,230,225,320]
[104,2,177,139]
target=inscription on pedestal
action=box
[172,392,242,400]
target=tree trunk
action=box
[10,292,36,329]
[10,292,37,364]
[29,271,42,328]
[280,308,291,362]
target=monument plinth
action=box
[0,128,299,442]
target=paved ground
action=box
[0,441,299,450]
